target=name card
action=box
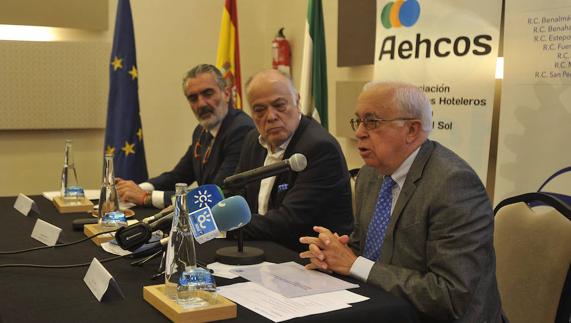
[31,219,62,246]
[83,258,124,301]
[14,193,40,216]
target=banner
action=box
[104,0,148,183]
[373,0,501,182]
[494,0,571,203]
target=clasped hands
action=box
[299,226,358,275]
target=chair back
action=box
[494,193,571,323]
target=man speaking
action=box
[231,69,353,252]
[300,81,504,322]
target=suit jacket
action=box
[148,108,254,205]
[350,140,503,322]
[235,116,354,251]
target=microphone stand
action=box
[215,228,265,265]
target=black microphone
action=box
[72,218,99,231]
[115,213,174,251]
[223,153,307,189]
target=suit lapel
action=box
[382,140,434,262]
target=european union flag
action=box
[104,0,148,183]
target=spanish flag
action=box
[216,0,242,109]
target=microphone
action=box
[189,196,251,244]
[223,153,307,188]
[115,185,224,251]
[115,212,174,251]
[142,205,174,224]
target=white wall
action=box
[0,0,369,196]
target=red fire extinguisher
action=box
[272,27,291,77]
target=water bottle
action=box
[97,153,126,227]
[60,139,84,201]
[164,183,200,305]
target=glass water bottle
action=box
[97,153,127,227]
[60,139,84,201]
[164,183,206,306]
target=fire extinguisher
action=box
[272,27,291,77]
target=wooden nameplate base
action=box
[84,223,116,246]
[53,196,94,214]
[143,284,237,322]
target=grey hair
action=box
[363,81,432,132]
[182,64,226,90]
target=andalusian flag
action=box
[104,0,148,183]
[300,0,328,129]
[216,0,242,109]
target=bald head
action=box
[246,69,301,151]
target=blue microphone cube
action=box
[188,207,220,244]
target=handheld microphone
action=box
[115,185,224,251]
[189,195,251,244]
[223,153,307,188]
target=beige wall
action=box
[0,0,369,197]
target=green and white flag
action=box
[300,0,328,129]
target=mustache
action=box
[196,106,215,118]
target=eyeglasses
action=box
[349,117,417,131]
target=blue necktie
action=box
[363,176,395,261]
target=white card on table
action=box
[83,258,124,301]
[30,219,62,246]
[14,193,39,216]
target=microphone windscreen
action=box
[212,196,251,231]
[186,184,225,212]
[289,153,307,172]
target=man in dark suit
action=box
[300,81,504,322]
[233,69,353,252]
[116,64,254,208]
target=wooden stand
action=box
[84,223,116,246]
[143,285,237,323]
[53,196,94,214]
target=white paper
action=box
[218,282,353,322]
[207,261,275,279]
[101,241,132,256]
[30,219,62,246]
[14,193,35,216]
[42,189,100,201]
[230,261,359,298]
[83,258,113,301]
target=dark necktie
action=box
[363,176,396,261]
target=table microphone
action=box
[72,218,98,231]
[223,153,307,188]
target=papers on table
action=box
[219,282,368,322]
[230,261,359,298]
[207,261,275,279]
[42,190,135,209]
[42,190,100,201]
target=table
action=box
[0,196,418,323]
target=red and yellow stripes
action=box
[216,0,242,109]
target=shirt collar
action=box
[390,146,421,189]
[258,134,292,155]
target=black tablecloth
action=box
[0,195,418,323]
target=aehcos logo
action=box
[380,0,421,29]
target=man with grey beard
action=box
[117,64,254,208]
